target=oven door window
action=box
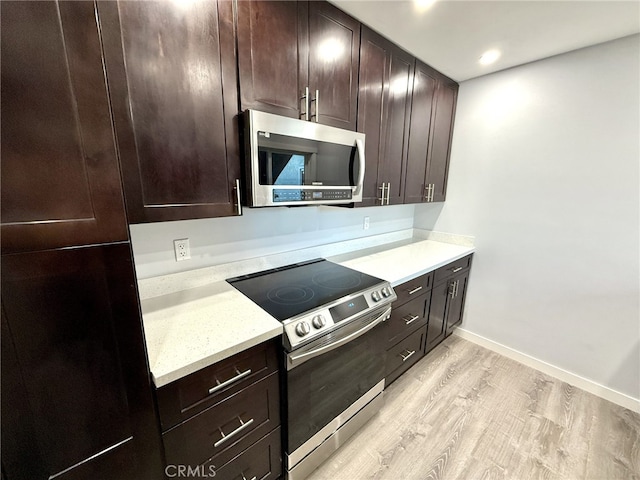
[285,320,387,453]
[257,132,358,187]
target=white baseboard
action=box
[453,328,640,414]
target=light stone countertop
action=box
[140,232,475,388]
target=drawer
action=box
[387,293,430,346]
[393,272,433,307]
[200,427,282,480]
[385,327,426,386]
[433,254,473,284]
[162,371,280,468]
[157,339,278,431]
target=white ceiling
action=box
[330,0,640,81]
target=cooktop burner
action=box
[227,259,383,321]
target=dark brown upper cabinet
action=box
[404,60,439,204]
[99,0,242,223]
[0,0,128,254]
[357,26,415,206]
[237,0,360,131]
[426,78,459,202]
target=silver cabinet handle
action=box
[214,416,254,448]
[208,367,252,395]
[454,279,460,298]
[426,183,434,202]
[399,349,416,362]
[385,182,391,205]
[301,86,309,121]
[234,179,242,216]
[451,266,463,273]
[403,314,420,325]
[354,138,365,196]
[408,286,423,295]
[313,89,319,122]
[449,281,456,298]
[378,183,386,205]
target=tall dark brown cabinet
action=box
[1,2,162,479]
[99,0,242,223]
[236,0,360,130]
[357,26,415,206]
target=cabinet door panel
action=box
[446,271,470,336]
[426,280,449,354]
[0,1,128,253]
[426,80,458,202]
[237,0,307,118]
[405,61,438,204]
[356,28,388,207]
[1,244,161,480]
[101,0,240,223]
[308,2,360,130]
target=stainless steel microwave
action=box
[243,109,365,207]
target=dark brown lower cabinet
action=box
[156,341,282,480]
[1,244,163,480]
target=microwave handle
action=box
[354,138,365,195]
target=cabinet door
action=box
[0,1,128,254]
[356,26,413,206]
[236,0,308,119]
[404,61,438,204]
[425,280,449,354]
[307,1,360,130]
[445,270,470,337]
[426,80,458,203]
[100,0,241,223]
[1,244,162,480]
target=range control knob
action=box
[295,321,311,337]
[371,290,381,302]
[312,315,326,329]
[381,287,391,298]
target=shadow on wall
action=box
[609,340,640,402]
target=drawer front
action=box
[385,327,426,386]
[157,340,278,431]
[394,272,433,307]
[433,254,473,284]
[162,371,280,468]
[200,427,282,480]
[388,293,430,346]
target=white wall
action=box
[415,35,640,400]
[131,204,415,279]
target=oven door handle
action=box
[353,138,365,196]
[287,306,391,370]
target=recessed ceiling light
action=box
[479,50,501,65]
[414,0,437,12]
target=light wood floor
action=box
[306,335,640,480]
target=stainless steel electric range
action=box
[227,258,397,480]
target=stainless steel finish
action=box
[301,86,310,121]
[234,179,242,215]
[385,182,391,205]
[295,321,311,337]
[286,306,391,370]
[449,281,456,298]
[425,183,434,202]
[286,380,385,477]
[213,417,254,448]
[208,367,252,395]
[312,315,326,329]
[452,266,463,273]
[245,109,366,207]
[454,279,460,298]
[408,286,423,295]
[378,183,386,205]
[312,89,319,123]
[381,286,391,298]
[403,314,420,325]
[400,349,416,362]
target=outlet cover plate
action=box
[174,238,191,262]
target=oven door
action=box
[284,306,390,465]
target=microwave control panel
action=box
[273,189,352,203]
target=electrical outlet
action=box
[363,216,370,230]
[174,238,191,262]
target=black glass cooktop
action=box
[227,259,384,321]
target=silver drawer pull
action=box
[399,350,416,362]
[241,473,257,480]
[208,368,252,395]
[408,286,423,295]
[214,416,254,448]
[451,266,463,273]
[403,314,420,325]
